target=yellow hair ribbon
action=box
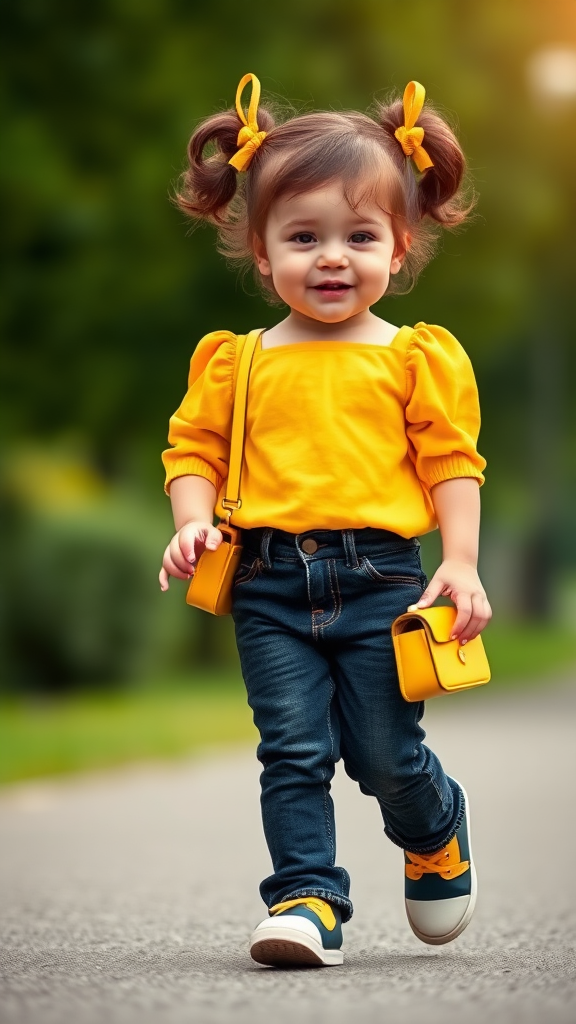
[394,81,434,173]
[228,73,267,172]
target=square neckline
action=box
[256,325,413,352]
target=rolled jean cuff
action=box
[271,887,353,924]
[383,777,465,855]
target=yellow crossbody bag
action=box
[185,328,263,616]
[392,604,491,702]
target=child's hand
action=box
[159,521,223,591]
[415,560,492,644]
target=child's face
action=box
[254,181,406,323]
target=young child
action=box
[159,73,491,967]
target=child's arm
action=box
[159,475,223,591]
[416,477,492,643]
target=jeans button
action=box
[301,538,318,554]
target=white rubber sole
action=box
[249,918,343,967]
[406,781,477,946]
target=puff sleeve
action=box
[162,331,237,494]
[405,323,486,489]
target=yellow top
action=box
[162,323,486,538]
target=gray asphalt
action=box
[1,679,575,1024]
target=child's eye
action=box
[291,233,316,244]
[349,232,374,244]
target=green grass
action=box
[0,676,256,786]
[1,624,575,786]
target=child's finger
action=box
[457,590,483,641]
[416,575,444,608]
[179,523,220,562]
[179,534,200,564]
[450,594,473,640]
[204,525,223,550]
[159,567,170,591]
[170,535,195,573]
[163,549,193,582]
[459,595,492,643]
[458,613,484,644]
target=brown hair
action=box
[175,85,475,299]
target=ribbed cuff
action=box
[421,453,485,489]
[163,456,223,495]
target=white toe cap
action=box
[406,895,472,939]
[251,915,321,942]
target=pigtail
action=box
[377,95,475,228]
[175,104,276,225]
[414,107,474,226]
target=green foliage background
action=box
[2,0,576,691]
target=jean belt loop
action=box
[260,527,274,569]
[342,528,360,569]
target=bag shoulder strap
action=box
[221,328,264,521]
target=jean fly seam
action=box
[298,550,317,640]
[318,559,342,632]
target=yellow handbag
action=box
[391,604,491,702]
[185,328,263,616]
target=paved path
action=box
[1,681,575,1024]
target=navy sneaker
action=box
[250,897,344,966]
[404,781,477,945]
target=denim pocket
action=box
[358,555,426,589]
[234,553,264,587]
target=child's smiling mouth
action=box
[313,280,353,295]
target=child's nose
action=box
[317,248,349,268]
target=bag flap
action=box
[431,633,491,688]
[393,604,456,643]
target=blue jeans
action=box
[231,527,464,923]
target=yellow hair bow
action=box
[394,81,434,173]
[228,73,267,172]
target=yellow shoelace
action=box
[405,836,469,881]
[269,897,337,931]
